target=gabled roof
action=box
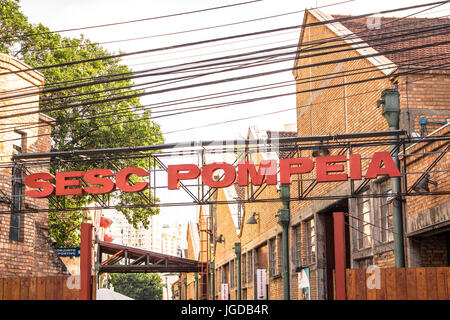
[333,14,450,68]
[297,9,450,75]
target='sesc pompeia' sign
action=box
[24,152,400,198]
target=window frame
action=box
[242,252,247,286]
[304,218,316,265]
[377,180,394,243]
[247,250,253,284]
[268,237,277,277]
[356,190,373,250]
[230,259,235,289]
[292,224,302,269]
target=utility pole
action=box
[210,261,215,300]
[194,273,199,300]
[377,88,405,267]
[276,183,291,300]
[234,243,242,300]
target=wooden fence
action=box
[0,276,80,300]
[346,267,450,300]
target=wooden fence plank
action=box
[355,269,367,300]
[3,278,20,300]
[375,268,386,300]
[385,268,396,300]
[406,268,417,300]
[346,269,356,300]
[395,268,407,300]
[0,278,3,300]
[36,277,46,300]
[45,277,55,300]
[345,267,450,300]
[62,276,80,300]
[2,278,11,300]
[29,278,37,300]
[62,276,71,300]
[19,278,30,300]
[425,268,438,300]
[366,269,376,300]
[11,278,20,300]
[436,267,448,300]
[54,277,64,300]
[416,268,427,300]
[448,268,450,300]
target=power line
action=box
[3,34,448,121]
[0,0,263,41]
[4,8,445,98]
[1,59,448,145]
[2,49,444,134]
[27,0,354,51]
[1,1,447,76]
[2,19,448,108]
[161,62,449,136]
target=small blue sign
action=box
[54,247,80,257]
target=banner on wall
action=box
[298,267,310,300]
[221,283,229,300]
[256,269,267,300]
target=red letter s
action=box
[24,173,55,198]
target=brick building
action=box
[0,53,68,277]
[289,9,450,299]
[176,9,449,301]
[187,126,297,300]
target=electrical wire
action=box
[1,1,447,76]
[2,12,448,105]
[4,7,447,99]
[0,0,263,41]
[1,50,445,134]
[2,34,448,123]
[1,58,448,145]
[24,0,354,51]
[2,16,449,110]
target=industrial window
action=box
[268,237,277,277]
[357,191,373,249]
[247,250,253,283]
[277,235,282,274]
[242,253,247,285]
[230,260,235,289]
[356,257,373,269]
[10,132,26,241]
[9,164,24,242]
[378,181,394,243]
[292,224,302,268]
[216,269,220,296]
[221,264,229,284]
[12,131,25,154]
[305,219,316,265]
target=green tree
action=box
[110,273,164,300]
[0,0,164,246]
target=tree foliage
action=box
[0,0,164,246]
[110,273,164,300]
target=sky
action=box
[17,0,449,226]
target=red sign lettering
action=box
[238,160,277,186]
[168,164,201,190]
[23,152,402,197]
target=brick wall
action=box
[405,124,450,236]
[419,233,448,267]
[290,9,450,297]
[398,70,450,136]
[212,188,239,300]
[0,53,67,278]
